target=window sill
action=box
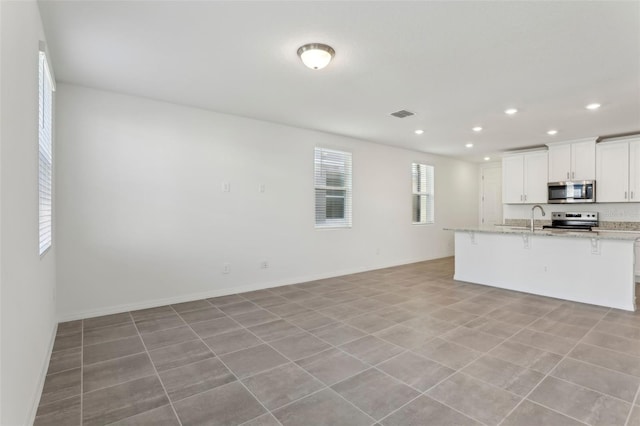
[315,225,352,230]
[39,245,52,258]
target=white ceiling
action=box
[38,1,640,161]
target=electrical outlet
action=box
[222,182,231,192]
[375,248,380,255]
[223,263,230,274]
[259,184,265,193]
[260,261,269,269]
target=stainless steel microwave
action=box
[547,181,596,203]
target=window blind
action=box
[39,50,54,255]
[314,148,352,228]
[412,163,434,224]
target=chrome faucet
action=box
[531,205,546,232]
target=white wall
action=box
[56,84,479,320]
[0,2,58,425]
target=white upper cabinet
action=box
[547,138,596,182]
[572,140,596,181]
[502,151,548,204]
[596,141,628,202]
[525,152,548,203]
[548,144,571,181]
[596,138,640,203]
[503,155,525,203]
[629,140,640,202]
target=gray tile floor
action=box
[35,257,640,426]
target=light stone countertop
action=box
[445,226,640,241]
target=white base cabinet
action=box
[454,231,636,311]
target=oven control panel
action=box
[552,212,598,220]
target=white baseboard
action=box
[25,322,58,426]
[57,254,448,322]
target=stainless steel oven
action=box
[542,212,599,231]
[547,181,595,204]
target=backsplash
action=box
[595,221,640,231]
[504,218,640,231]
[503,203,640,224]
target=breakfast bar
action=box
[447,227,639,311]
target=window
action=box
[314,148,352,228]
[412,163,434,224]
[39,49,54,255]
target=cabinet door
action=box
[524,151,548,203]
[629,140,640,202]
[571,140,596,181]
[596,141,629,202]
[548,144,571,182]
[502,155,524,203]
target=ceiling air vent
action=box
[390,110,415,118]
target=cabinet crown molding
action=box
[597,135,640,145]
[501,147,547,158]
[545,137,598,148]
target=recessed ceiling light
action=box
[547,130,558,135]
[504,108,518,115]
[484,156,491,161]
[465,143,474,148]
[472,126,483,132]
[414,129,424,135]
[586,103,601,110]
[297,43,335,70]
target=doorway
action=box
[481,164,502,226]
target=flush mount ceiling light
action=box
[465,143,474,148]
[297,43,335,70]
[484,156,491,161]
[472,126,483,132]
[414,129,424,135]
[390,109,415,118]
[547,129,558,135]
[586,103,601,110]
[504,108,518,115]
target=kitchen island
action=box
[447,227,639,311]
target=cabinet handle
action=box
[632,191,635,200]
[520,194,523,202]
[572,171,575,179]
[625,191,628,199]
[567,172,569,179]
[524,194,527,202]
